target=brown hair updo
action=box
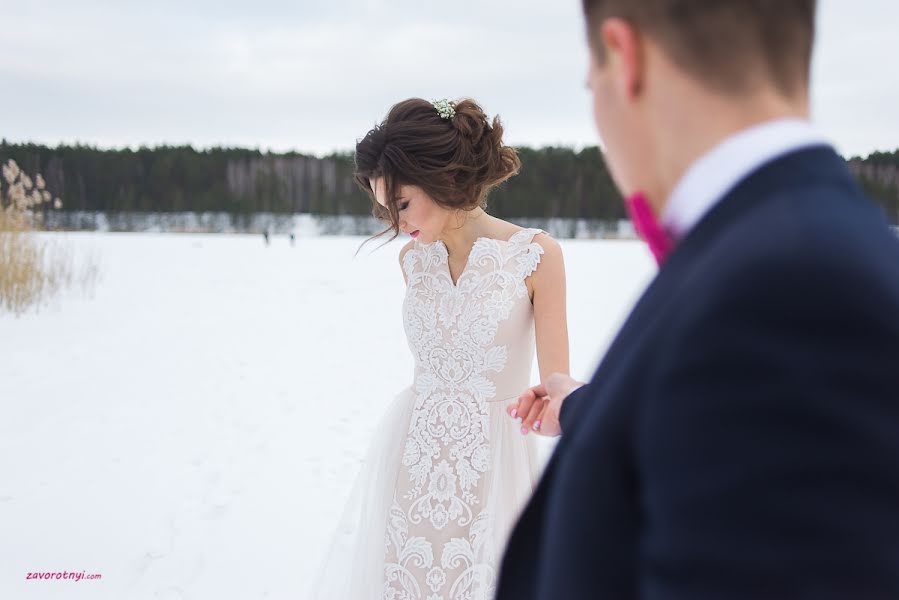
[354,98,521,244]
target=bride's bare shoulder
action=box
[490,219,529,241]
[496,220,558,251]
[530,231,563,263]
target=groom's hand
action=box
[507,373,586,437]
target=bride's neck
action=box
[438,207,493,258]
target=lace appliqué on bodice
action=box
[384,228,545,600]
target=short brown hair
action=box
[354,98,521,244]
[583,0,816,96]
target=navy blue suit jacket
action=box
[496,147,899,599]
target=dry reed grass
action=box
[0,159,99,316]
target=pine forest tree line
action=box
[1,141,896,224]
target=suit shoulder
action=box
[704,187,899,293]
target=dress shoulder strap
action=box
[506,228,547,280]
[507,227,546,246]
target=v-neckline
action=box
[418,228,534,289]
[422,227,529,290]
[437,236,487,288]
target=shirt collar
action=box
[660,118,832,241]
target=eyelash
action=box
[398,202,409,211]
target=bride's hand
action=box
[507,373,585,437]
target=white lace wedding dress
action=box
[311,228,547,600]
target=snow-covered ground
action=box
[0,232,655,599]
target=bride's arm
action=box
[511,234,584,437]
[529,233,570,384]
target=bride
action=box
[311,97,569,600]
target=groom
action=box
[498,1,899,598]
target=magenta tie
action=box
[624,192,675,266]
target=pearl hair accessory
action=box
[431,99,456,120]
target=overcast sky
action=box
[1,0,896,158]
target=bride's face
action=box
[370,178,450,244]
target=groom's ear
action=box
[594,18,645,101]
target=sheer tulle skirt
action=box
[308,387,540,600]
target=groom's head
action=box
[583,0,817,199]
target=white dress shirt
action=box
[660,118,832,242]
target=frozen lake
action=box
[0,232,655,599]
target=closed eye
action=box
[398,202,409,211]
